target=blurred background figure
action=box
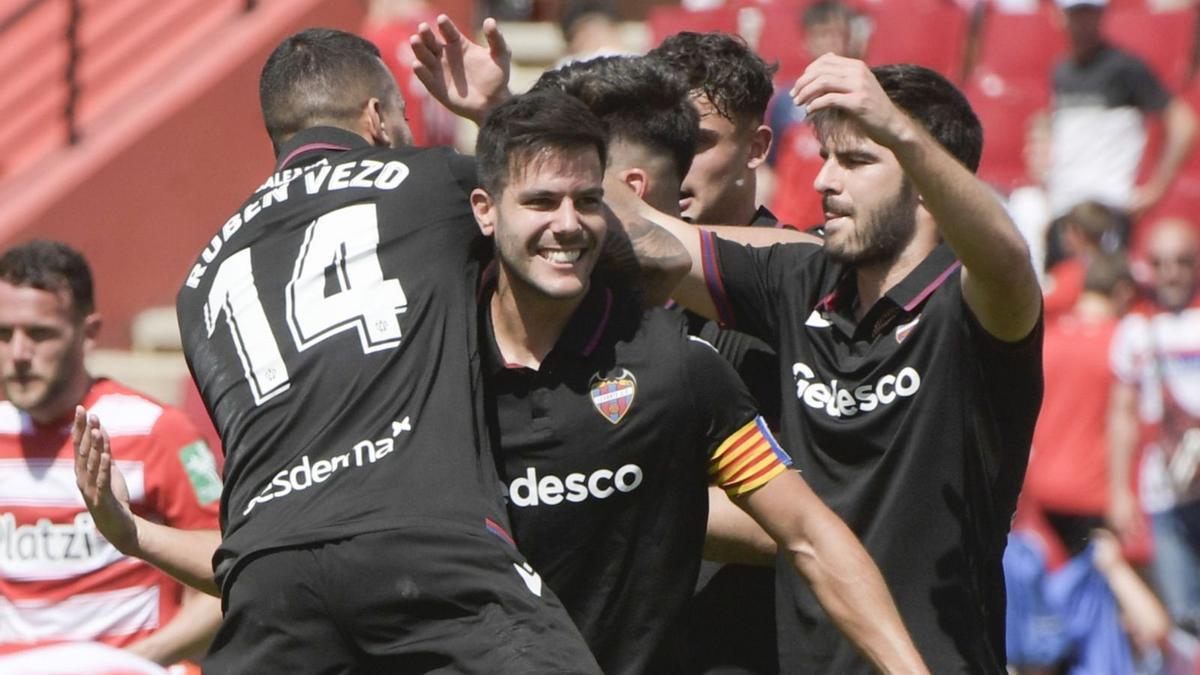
[1006,252,1170,674]
[764,0,865,226]
[1109,219,1200,639]
[0,241,221,672]
[361,0,460,147]
[1042,201,1128,320]
[557,0,631,64]
[1046,0,1196,221]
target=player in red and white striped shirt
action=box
[0,240,221,668]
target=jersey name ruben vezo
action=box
[792,361,922,418]
[507,465,644,507]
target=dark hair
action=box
[259,28,400,152]
[803,0,854,28]
[648,31,776,125]
[1083,251,1133,295]
[476,90,609,196]
[532,55,698,181]
[0,240,94,317]
[811,63,983,172]
[1063,200,1125,246]
[559,0,620,42]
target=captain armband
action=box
[708,416,792,497]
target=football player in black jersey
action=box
[76,28,607,674]
[408,24,813,674]
[619,57,1045,672]
[469,89,925,674]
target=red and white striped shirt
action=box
[0,379,221,653]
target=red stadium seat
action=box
[647,5,740,46]
[754,5,812,84]
[770,122,826,230]
[860,1,971,80]
[963,74,1051,193]
[972,5,1068,84]
[1102,7,1198,91]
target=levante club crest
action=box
[589,368,637,424]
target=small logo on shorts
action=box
[589,368,636,425]
[514,562,543,597]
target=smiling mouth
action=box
[539,249,583,264]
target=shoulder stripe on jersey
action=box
[0,585,160,643]
[582,287,614,357]
[700,230,737,328]
[87,395,163,437]
[904,260,961,312]
[708,417,792,496]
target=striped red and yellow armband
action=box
[708,416,793,497]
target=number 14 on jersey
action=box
[203,203,408,405]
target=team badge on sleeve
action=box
[589,368,637,424]
[180,441,223,505]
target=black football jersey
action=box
[177,127,506,590]
[701,234,1043,673]
[482,283,786,675]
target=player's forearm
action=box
[783,513,927,674]
[132,518,222,597]
[126,587,221,664]
[890,120,1041,340]
[600,210,691,306]
[608,186,817,318]
[1092,541,1171,649]
[704,487,777,566]
[1149,99,1197,192]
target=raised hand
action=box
[789,54,912,151]
[410,15,511,124]
[73,406,139,555]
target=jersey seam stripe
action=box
[581,287,614,356]
[700,230,737,328]
[903,260,961,312]
[276,142,350,171]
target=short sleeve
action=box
[681,335,792,497]
[1110,313,1149,384]
[144,408,222,530]
[699,231,821,345]
[1122,57,1170,113]
[447,152,480,196]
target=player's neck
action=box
[852,240,935,322]
[490,279,585,370]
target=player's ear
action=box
[361,97,391,147]
[747,124,772,170]
[619,168,649,199]
[471,188,497,236]
[81,312,102,352]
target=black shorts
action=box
[203,524,600,674]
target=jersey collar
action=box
[817,243,960,340]
[274,126,370,171]
[479,267,615,374]
[884,243,961,313]
[748,206,779,228]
